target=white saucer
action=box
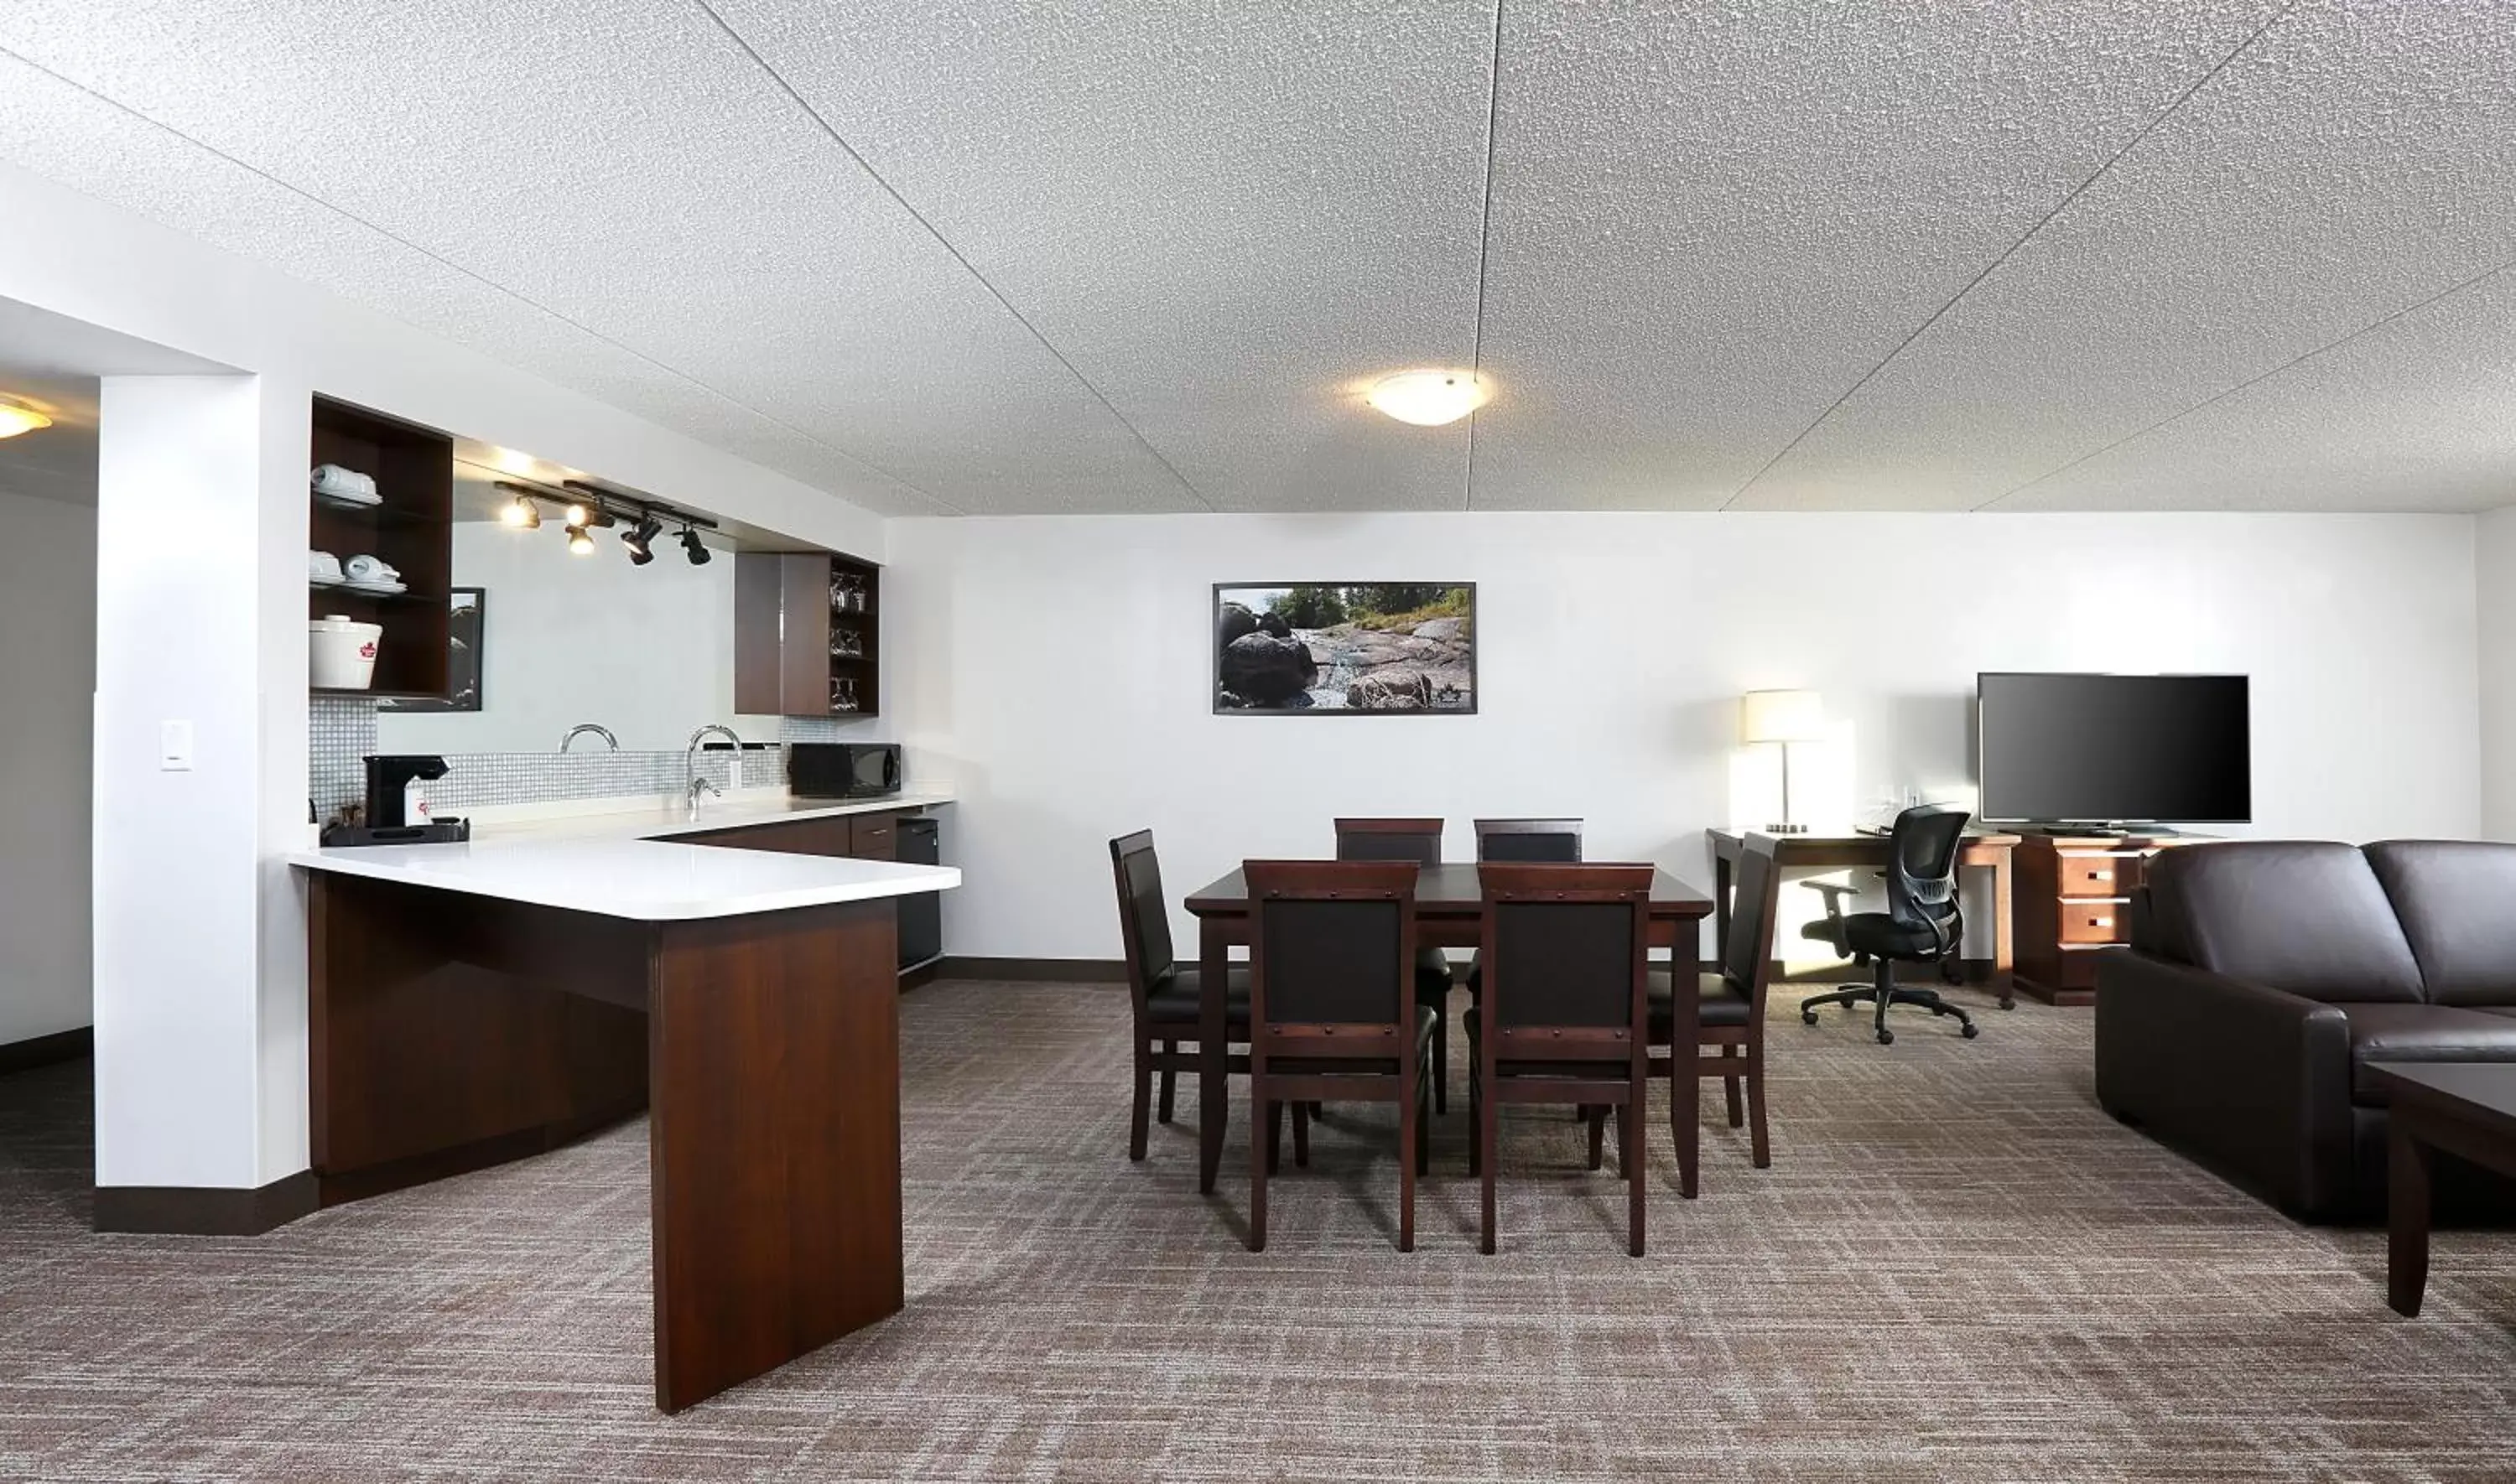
[339,579,407,595]
[309,575,344,589]
[314,487,382,509]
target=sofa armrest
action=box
[2094,952,2357,1219]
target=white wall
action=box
[0,484,96,1046]
[0,160,886,1194]
[889,511,2483,962]
[2482,505,2516,839]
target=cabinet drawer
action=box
[850,813,897,860]
[2056,853,2134,897]
[2057,901,2129,944]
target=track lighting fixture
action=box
[563,501,591,528]
[501,494,541,529]
[622,513,663,566]
[680,526,711,566]
[566,524,595,556]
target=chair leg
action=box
[1157,1040,1177,1123]
[1723,1045,1744,1129]
[1267,1099,1284,1175]
[1130,1042,1153,1161]
[1249,1087,1269,1253]
[1442,1012,1453,1113]
[1587,1106,1608,1171]
[1467,1070,1483,1177]
[1479,1080,1499,1255]
[1292,1099,1310,1169]
[1398,1071,1417,1253]
[1746,1046,1771,1169]
[1674,1061,1700,1200]
[1624,1094,1645,1258]
[1415,1077,1432,1176]
[1872,959,1895,1045]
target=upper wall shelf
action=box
[309,396,455,699]
[734,550,881,719]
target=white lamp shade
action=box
[1740,689,1824,745]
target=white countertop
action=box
[289,837,959,921]
[456,789,956,845]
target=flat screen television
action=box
[1976,672,2251,826]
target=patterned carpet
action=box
[3,979,2514,1482]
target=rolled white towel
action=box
[344,554,398,582]
[310,464,378,496]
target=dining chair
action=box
[1645,831,1781,1198]
[1243,859,1434,1253]
[1110,830,1297,1165]
[1473,817,1585,863]
[1467,862,1656,1256]
[1332,817,1456,1113]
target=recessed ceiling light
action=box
[0,396,55,438]
[1365,369,1490,427]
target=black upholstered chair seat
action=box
[1801,912,1946,959]
[1417,947,1454,999]
[1146,963,1251,1025]
[1646,970,1754,1033]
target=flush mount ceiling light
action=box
[0,396,55,438]
[1365,369,1490,427]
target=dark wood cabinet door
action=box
[850,813,897,861]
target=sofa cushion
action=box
[2144,843,2425,1004]
[2337,1001,2516,1104]
[2364,841,2516,1007]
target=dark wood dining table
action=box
[1182,863,1718,1194]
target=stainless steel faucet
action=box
[685,774,722,822]
[684,724,744,817]
[559,722,619,753]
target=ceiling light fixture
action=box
[680,526,712,566]
[622,513,663,566]
[566,524,595,556]
[562,501,591,528]
[500,493,541,528]
[1365,369,1490,427]
[0,397,55,438]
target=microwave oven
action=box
[788,742,902,799]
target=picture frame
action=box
[375,587,484,713]
[1212,582,1477,716]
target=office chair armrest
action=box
[1800,880,1859,903]
[2093,952,2354,1218]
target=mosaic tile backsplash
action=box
[309,696,855,823]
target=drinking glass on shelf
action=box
[831,677,860,712]
[829,627,863,658]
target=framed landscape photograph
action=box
[1213,583,1476,715]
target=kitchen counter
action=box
[288,837,957,921]
[456,788,955,845]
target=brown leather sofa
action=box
[2094,840,2516,1221]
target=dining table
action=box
[1182,862,1718,1194]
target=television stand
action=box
[2011,830,2213,1005]
[2012,822,2181,841]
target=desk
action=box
[1706,828,2021,1008]
[1183,864,1714,1196]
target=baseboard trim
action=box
[314,1103,644,1210]
[94,1170,320,1237]
[0,1025,93,1077]
[931,956,1126,983]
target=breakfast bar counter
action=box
[291,835,958,1412]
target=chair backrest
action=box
[1333,817,1443,866]
[1245,859,1419,1065]
[1108,831,1177,1016]
[1718,833,1786,1007]
[1884,804,1970,931]
[1474,817,1584,863]
[1478,863,1653,1066]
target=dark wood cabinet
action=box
[674,811,908,863]
[2012,833,2207,1004]
[309,395,455,699]
[849,813,896,861]
[734,550,881,718]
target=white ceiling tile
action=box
[1731,0,2516,511]
[1470,0,2287,511]
[1996,265,2516,512]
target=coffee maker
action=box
[318,754,470,847]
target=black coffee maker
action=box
[319,754,470,847]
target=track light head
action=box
[623,514,663,566]
[562,501,591,528]
[502,495,541,529]
[680,527,711,566]
[566,524,595,556]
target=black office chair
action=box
[1797,803,1978,1045]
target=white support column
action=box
[92,374,310,1212]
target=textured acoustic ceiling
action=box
[0,2,2508,517]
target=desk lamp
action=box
[1741,690,1822,834]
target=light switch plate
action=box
[159,720,194,771]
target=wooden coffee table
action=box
[2365,1061,2516,1317]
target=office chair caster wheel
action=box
[1875,1028,1894,1046]
[1801,1009,1818,1025]
[1961,1023,1980,1039]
